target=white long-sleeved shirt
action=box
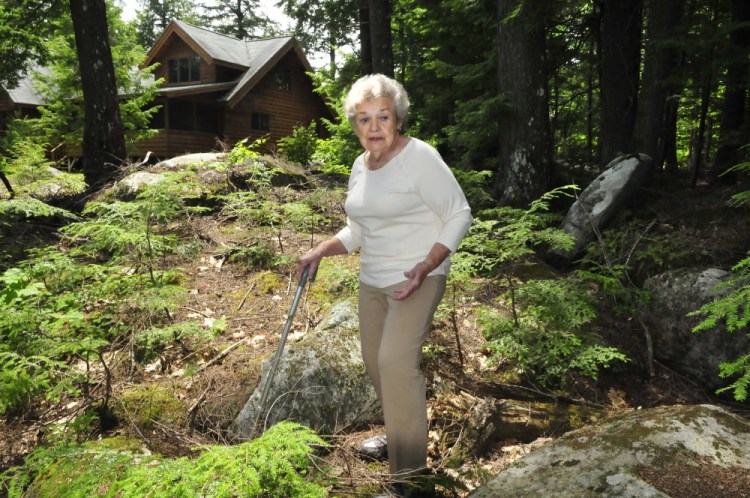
[335,137,473,288]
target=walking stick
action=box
[251,265,311,437]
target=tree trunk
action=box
[633,0,683,169]
[494,0,552,207]
[0,171,15,198]
[598,0,642,166]
[367,0,393,76]
[710,0,750,182]
[358,0,373,73]
[69,0,127,190]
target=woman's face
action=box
[353,96,402,156]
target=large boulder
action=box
[550,154,652,262]
[470,404,750,497]
[108,171,166,200]
[644,268,750,390]
[229,301,381,440]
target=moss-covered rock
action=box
[229,301,380,439]
[470,404,750,497]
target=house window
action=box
[168,56,201,83]
[251,112,270,132]
[275,68,291,91]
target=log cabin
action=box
[0,20,333,161]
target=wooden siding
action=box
[153,37,217,86]
[224,52,331,149]
[132,130,220,159]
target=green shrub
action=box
[480,278,628,387]
[278,121,319,165]
[2,422,330,498]
[690,157,750,402]
[229,241,282,271]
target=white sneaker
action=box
[358,434,388,460]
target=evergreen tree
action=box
[7,1,159,172]
[493,0,552,206]
[0,0,64,89]
[70,0,126,189]
[278,0,358,74]
[132,0,201,47]
[203,0,278,39]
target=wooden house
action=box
[0,20,333,160]
[139,20,333,158]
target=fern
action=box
[0,197,77,224]
[690,252,750,401]
[2,422,331,498]
[481,277,628,387]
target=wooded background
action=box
[1,0,748,203]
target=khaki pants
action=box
[358,275,446,476]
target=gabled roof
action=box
[2,66,49,107]
[145,20,315,109]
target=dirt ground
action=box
[2,171,749,497]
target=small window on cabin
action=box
[251,112,271,132]
[275,68,291,91]
[168,56,201,84]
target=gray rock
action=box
[156,152,226,169]
[644,268,749,390]
[550,154,652,261]
[109,171,166,200]
[229,301,380,439]
[470,404,750,497]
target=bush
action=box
[278,121,319,165]
[1,422,331,498]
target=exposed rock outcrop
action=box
[229,301,381,439]
[470,404,750,497]
[644,267,749,390]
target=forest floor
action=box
[1,166,750,497]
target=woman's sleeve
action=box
[333,157,364,254]
[334,218,362,254]
[411,145,473,252]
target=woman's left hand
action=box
[392,262,431,300]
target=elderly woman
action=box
[298,74,472,494]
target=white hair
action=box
[343,74,410,129]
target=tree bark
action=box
[494,0,552,207]
[69,0,127,190]
[633,0,683,170]
[598,0,642,166]
[367,0,393,76]
[710,0,750,182]
[0,171,15,198]
[358,0,372,73]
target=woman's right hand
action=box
[297,249,323,282]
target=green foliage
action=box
[4,3,160,159]
[460,185,577,277]
[689,157,750,402]
[0,134,86,197]
[0,258,114,414]
[308,96,360,174]
[461,186,627,387]
[229,242,284,271]
[135,320,223,363]
[0,176,193,414]
[690,251,750,401]
[480,278,628,387]
[278,121,320,165]
[225,137,264,166]
[0,197,77,226]
[1,422,330,497]
[62,178,196,283]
